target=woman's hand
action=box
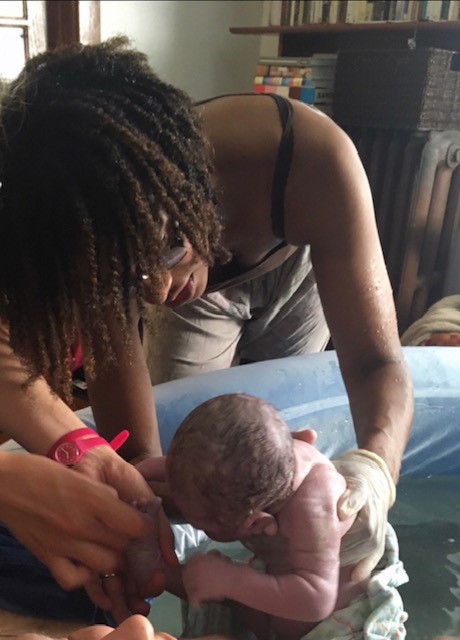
[291,429,317,445]
[0,452,150,591]
[76,447,177,567]
[331,449,396,581]
[75,447,178,620]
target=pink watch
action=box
[47,427,130,466]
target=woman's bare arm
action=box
[84,300,162,462]
[284,102,413,481]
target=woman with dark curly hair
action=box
[0,36,224,618]
[0,36,412,623]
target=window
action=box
[0,1,100,82]
[0,1,46,80]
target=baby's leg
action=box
[126,497,164,585]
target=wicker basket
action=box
[333,48,460,131]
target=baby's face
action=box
[173,488,242,542]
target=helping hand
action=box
[77,446,177,564]
[291,429,317,445]
[183,551,232,609]
[0,452,151,598]
[76,448,177,620]
[332,449,396,582]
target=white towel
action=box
[401,295,460,346]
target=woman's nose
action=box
[157,270,173,304]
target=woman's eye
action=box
[170,220,184,248]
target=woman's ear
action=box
[239,511,278,537]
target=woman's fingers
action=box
[99,574,132,623]
[45,556,96,592]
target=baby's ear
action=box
[240,511,278,537]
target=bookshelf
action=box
[230,21,460,56]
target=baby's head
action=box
[166,393,295,541]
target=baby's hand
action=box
[183,551,232,608]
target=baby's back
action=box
[245,442,368,639]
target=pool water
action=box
[391,477,460,640]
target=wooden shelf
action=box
[230,20,460,56]
[230,20,460,35]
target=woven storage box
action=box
[333,48,460,131]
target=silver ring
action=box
[101,572,118,579]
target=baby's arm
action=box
[183,463,346,622]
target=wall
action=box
[100,0,264,101]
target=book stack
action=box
[266,0,460,25]
[253,53,337,115]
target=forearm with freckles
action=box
[0,323,84,453]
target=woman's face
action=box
[143,213,209,307]
[164,234,209,308]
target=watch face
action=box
[55,442,80,465]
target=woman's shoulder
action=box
[194,94,283,175]
[194,92,277,114]
[195,94,283,142]
[196,95,352,165]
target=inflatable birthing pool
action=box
[0,347,458,638]
[83,346,460,639]
[126,346,460,477]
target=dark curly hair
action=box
[0,37,227,402]
[167,394,295,522]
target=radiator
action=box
[346,127,460,334]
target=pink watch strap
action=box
[47,427,130,466]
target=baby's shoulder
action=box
[294,439,334,468]
[292,441,345,502]
[299,458,346,505]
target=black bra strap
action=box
[194,93,294,239]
